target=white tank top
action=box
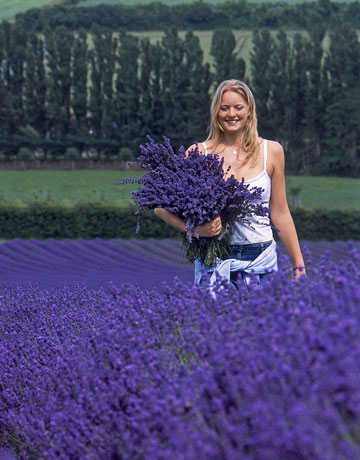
[202,139,273,244]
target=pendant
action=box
[233,149,238,155]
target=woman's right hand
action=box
[197,217,222,237]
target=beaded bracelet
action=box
[293,266,306,271]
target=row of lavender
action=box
[0,238,358,290]
[0,242,359,459]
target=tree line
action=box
[14,0,360,32]
[0,20,359,175]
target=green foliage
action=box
[118,147,134,160]
[64,147,80,160]
[17,147,33,160]
[289,207,360,241]
[0,16,358,174]
[210,28,246,85]
[182,230,232,265]
[18,125,41,138]
[0,202,178,239]
[0,201,358,240]
[13,1,360,32]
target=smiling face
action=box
[217,90,250,135]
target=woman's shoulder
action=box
[263,140,285,178]
[263,139,283,153]
[264,139,284,161]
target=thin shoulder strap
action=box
[263,139,268,171]
[202,142,208,155]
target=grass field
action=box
[0,170,358,209]
[0,170,141,205]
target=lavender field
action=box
[0,238,358,289]
[1,239,360,459]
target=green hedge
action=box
[0,203,358,241]
[0,203,178,240]
[289,207,360,241]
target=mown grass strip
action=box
[0,170,358,209]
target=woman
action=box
[154,79,305,286]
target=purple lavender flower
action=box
[117,136,269,265]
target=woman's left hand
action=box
[293,266,306,279]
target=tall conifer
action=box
[250,29,274,139]
[72,29,88,134]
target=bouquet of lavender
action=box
[118,136,269,266]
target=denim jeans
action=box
[194,241,273,288]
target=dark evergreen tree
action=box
[182,30,212,144]
[0,22,27,133]
[88,48,102,138]
[322,20,360,174]
[210,28,246,86]
[139,31,211,147]
[0,79,16,135]
[24,33,47,136]
[267,30,293,151]
[304,17,326,170]
[158,28,187,146]
[138,38,156,141]
[288,32,308,171]
[88,26,117,139]
[71,29,88,134]
[148,42,165,139]
[45,26,74,137]
[112,31,140,148]
[250,29,274,139]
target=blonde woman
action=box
[155,79,305,286]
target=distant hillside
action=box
[0,0,354,22]
[78,0,353,4]
[12,0,360,32]
[0,0,54,21]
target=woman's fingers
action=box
[198,217,222,237]
[212,217,222,235]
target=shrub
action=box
[64,147,80,160]
[0,203,358,241]
[17,147,33,160]
[118,146,135,161]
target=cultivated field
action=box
[0,237,358,289]
[0,170,358,209]
[0,237,359,459]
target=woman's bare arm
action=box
[154,208,222,237]
[268,141,306,279]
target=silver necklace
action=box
[232,148,238,155]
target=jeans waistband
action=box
[230,241,272,250]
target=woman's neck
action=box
[220,132,244,147]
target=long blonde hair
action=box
[206,80,259,166]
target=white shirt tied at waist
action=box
[210,239,278,289]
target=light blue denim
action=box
[194,241,273,288]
